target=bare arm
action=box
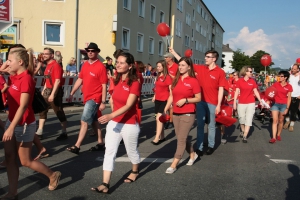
[216,87,224,114]
[34,62,42,75]
[99,83,107,111]
[169,47,181,61]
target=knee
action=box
[80,121,88,127]
[20,159,31,168]
[272,119,278,124]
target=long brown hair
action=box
[156,60,169,81]
[9,47,34,76]
[114,52,138,86]
[172,57,196,89]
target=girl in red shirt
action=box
[233,66,262,143]
[164,57,201,174]
[0,48,61,199]
[92,52,140,194]
[151,60,172,145]
[269,71,293,143]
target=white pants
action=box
[103,120,140,171]
[237,103,255,126]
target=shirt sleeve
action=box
[21,76,34,93]
[52,64,63,80]
[99,64,108,84]
[165,75,172,85]
[130,81,140,96]
[218,70,227,87]
[66,65,70,71]
[0,76,6,85]
[192,78,201,94]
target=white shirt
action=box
[289,74,300,97]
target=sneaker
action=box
[276,136,281,141]
[288,126,294,132]
[221,139,227,144]
[283,121,290,129]
[242,137,247,143]
[56,133,68,141]
[165,167,177,174]
[269,138,276,144]
[239,132,244,138]
[196,149,204,157]
[186,153,199,166]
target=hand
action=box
[99,102,106,111]
[48,94,54,102]
[152,97,155,102]
[67,94,73,103]
[176,99,186,107]
[0,61,10,73]
[283,109,288,115]
[215,105,221,115]
[98,114,112,124]
[168,47,174,53]
[2,128,14,142]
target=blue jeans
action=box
[81,100,99,125]
[196,101,217,150]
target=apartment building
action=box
[0,0,224,68]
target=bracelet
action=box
[185,98,188,104]
[101,101,106,104]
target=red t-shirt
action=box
[172,76,201,113]
[167,62,178,77]
[194,64,227,105]
[79,60,108,104]
[272,82,293,104]
[235,78,257,104]
[44,60,63,88]
[0,75,6,90]
[112,80,140,124]
[155,74,172,101]
[8,70,35,125]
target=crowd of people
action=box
[0,42,300,198]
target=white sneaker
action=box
[165,167,177,174]
[186,153,198,166]
[221,139,227,144]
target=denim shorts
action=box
[81,100,99,125]
[270,103,287,113]
[5,120,36,143]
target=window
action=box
[43,20,65,46]
[185,35,190,47]
[191,29,194,38]
[149,37,154,54]
[196,22,200,32]
[137,33,144,52]
[138,0,145,17]
[177,0,183,12]
[197,3,200,14]
[187,0,192,5]
[192,9,195,21]
[158,41,163,56]
[175,19,182,37]
[123,0,131,11]
[122,27,130,49]
[185,13,191,26]
[159,11,165,23]
[150,5,156,23]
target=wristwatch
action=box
[101,101,106,104]
[185,98,188,104]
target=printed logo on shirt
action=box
[11,84,19,91]
[248,83,253,86]
[160,78,164,82]
[210,75,216,79]
[184,82,191,87]
[90,72,95,76]
[123,86,129,91]
[283,87,289,91]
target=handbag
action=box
[32,88,48,114]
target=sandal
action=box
[48,171,61,191]
[124,170,139,183]
[91,182,110,194]
[89,144,105,151]
[66,145,80,154]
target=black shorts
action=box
[155,100,167,114]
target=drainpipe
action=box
[75,0,79,70]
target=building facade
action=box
[222,44,234,73]
[2,0,224,69]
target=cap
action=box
[164,53,174,58]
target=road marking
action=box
[265,155,271,158]
[96,157,183,163]
[270,159,296,164]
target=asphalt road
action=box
[0,99,300,200]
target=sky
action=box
[203,0,300,69]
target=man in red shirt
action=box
[169,48,226,156]
[164,52,178,129]
[66,43,107,154]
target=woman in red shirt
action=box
[0,48,61,199]
[164,57,201,174]
[269,71,292,143]
[92,52,140,194]
[151,60,172,145]
[233,66,262,143]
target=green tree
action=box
[230,49,251,71]
[250,50,274,73]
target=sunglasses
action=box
[87,49,96,53]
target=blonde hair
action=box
[9,47,34,76]
[239,66,251,77]
[67,57,76,65]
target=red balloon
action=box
[156,23,170,37]
[264,86,277,100]
[260,54,272,67]
[184,49,193,57]
[159,114,170,123]
[296,58,300,63]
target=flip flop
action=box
[34,153,50,161]
[49,171,61,191]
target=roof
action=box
[222,44,234,52]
